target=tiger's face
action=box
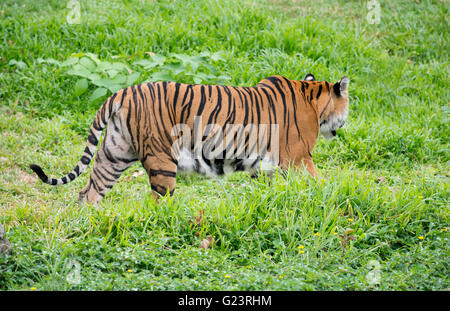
[308,75,350,140]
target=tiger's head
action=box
[303,73,350,140]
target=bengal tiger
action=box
[30,73,350,204]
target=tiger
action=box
[30,73,350,204]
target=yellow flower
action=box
[127,269,133,273]
[441,228,447,232]
[332,232,338,235]
[279,275,284,279]
[314,232,321,237]
[30,287,37,290]
[347,218,354,222]
[297,245,304,250]
[224,274,231,278]
[298,250,305,254]
[418,236,424,240]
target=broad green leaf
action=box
[84,53,101,65]
[110,62,129,72]
[79,57,97,72]
[74,78,89,96]
[133,56,165,69]
[89,87,108,103]
[148,71,173,82]
[108,84,124,93]
[211,51,226,62]
[107,69,119,78]
[91,78,124,92]
[60,57,79,67]
[127,72,141,85]
[37,58,60,66]
[198,51,211,58]
[150,54,166,66]
[170,53,191,64]
[161,63,186,75]
[201,62,216,73]
[110,74,127,84]
[67,64,92,78]
[95,61,113,73]
[88,73,101,81]
[8,59,28,70]
[133,59,154,67]
[193,72,209,81]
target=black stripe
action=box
[280,76,301,137]
[92,167,116,183]
[92,118,103,131]
[102,145,118,164]
[320,97,332,119]
[103,167,122,179]
[333,82,341,96]
[81,156,91,165]
[87,129,98,146]
[84,146,93,157]
[89,176,102,193]
[207,86,222,125]
[116,156,138,164]
[151,184,168,196]
[196,85,207,116]
[149,169,177,178]
[316,84,323,99]
[179,85,193,123]
[172,82,181,112]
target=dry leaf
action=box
[375,176,386,184]
[199,238,210,249]
[132,170,144,178]
[199,236,214,249]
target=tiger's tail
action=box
[30,92,122,186]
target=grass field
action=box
[0,0,448,290]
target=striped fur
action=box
[30,74,350,204]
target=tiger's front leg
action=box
[141,154,177,200]
[299,157,318,178]
[280,156,318,178]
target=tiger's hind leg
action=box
[79,122,138,205]
[141,154,177,200]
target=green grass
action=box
[0,0,448,290]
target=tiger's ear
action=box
[304,73,316,81]
[333,76,350,97]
